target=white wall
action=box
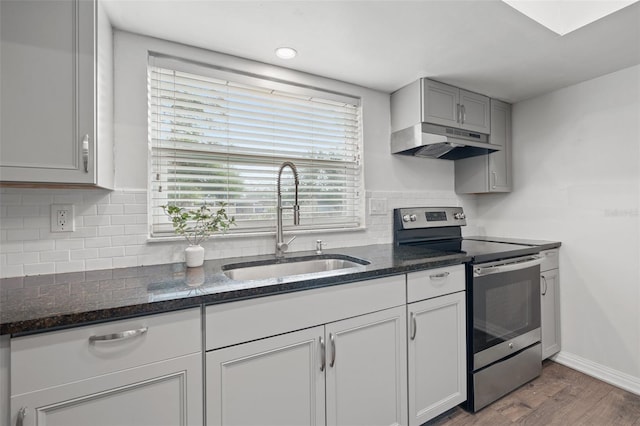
[0,30,474,278]
[475,65,640,387]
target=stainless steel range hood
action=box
[391,123,500,160]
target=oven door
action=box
[471,254,543,371]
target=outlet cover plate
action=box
[51,204,75,232]
[369,198,388,216]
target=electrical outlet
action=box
[369,198,388,216]
[51,204,75,232]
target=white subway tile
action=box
[86,258,113,271]
[55,260,85,274]
[135,193,148,204]
[55,239,85,250]
[8,252,39,265]
[77,204,97,216]
[124,245,146,256]
[124,204,146,214]
[70,248,99,260]
[98,225,125,236]
[99,247,125,258]
[111,235,141,246]
[85,237,112,248]
[109,193,137,204]
[124,224,147,235]
[7,229,40,241]
[112,256,138,268]
[111,215,138,225]
[97,204,124,215]
[53,194,84,204]
[23,262,55,276]
[23,217,49,229]
[0,194,21,204]
[0,218,24,229]
[40,251,70,262]
[23,240,55,252]
[84,215,111,226]
[1,265,23,278]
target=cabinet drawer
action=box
[540,249,559,272]
[11,307,201,395]
[407,265,465,303]
[205,275,406,351]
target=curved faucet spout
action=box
[276,162,300,257]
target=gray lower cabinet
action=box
[541,249,561,359]
[205,275,408,426]
[454,99,512,193]
[406,266,467,425]
[9,308,202,426]
[0,0,113,187]
[206,306,407,426]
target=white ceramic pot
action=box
[185,244,205,267]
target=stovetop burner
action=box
[393,207,540,263]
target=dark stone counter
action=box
[464,236,562,252]
[0,243,469,336]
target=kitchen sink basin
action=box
[222,255,370,281]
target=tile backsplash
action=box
[0,187,471,278]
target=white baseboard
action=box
[552,350,640,396]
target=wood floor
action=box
[427,360,640,425]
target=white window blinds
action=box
[148,56,363,237]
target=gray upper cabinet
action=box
[0,0,113,188]
[455,99,512,193]
[423,80,491,134]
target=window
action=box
[148,55,363,237]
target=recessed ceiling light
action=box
[502,0,639,36]
[275,47,297,59]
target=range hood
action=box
[391,123,499,160]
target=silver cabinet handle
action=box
[410,313,417,341]
[429,272,450,279]
[456,104,461,123]
[492,171,497,189]
[89,327,148,343]
[462,104,466,124]
[541,275,548,296]
[329,333,336,368]
[319,336,326,372]
[16,407,26,426]
[82,134,89,173]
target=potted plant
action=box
[162,202,235,267]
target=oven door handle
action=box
[474,255,543,276]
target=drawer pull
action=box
[89,327,148,343]
[16,407,26,426]
[429,272,450,279]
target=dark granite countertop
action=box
[0,243,469,336]
[465,236,561,251]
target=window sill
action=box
[146,225,367,243]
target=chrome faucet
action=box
[275,161,300,257]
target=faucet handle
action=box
[278,235,297,253]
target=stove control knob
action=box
[410,214,417,222]
[454,212,466,220]
[402,214,411,223]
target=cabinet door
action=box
[408,292,466,426]
[325,306,407,426]
[459,89,491,133]
[422,80,460,128]
[206,326,325,426]
[0,0,95,184]
[488,99,512,192]
[10,353,202,426]
[541,269,561,359]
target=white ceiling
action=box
[102,0,640,103]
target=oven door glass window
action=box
[473,265,541,354]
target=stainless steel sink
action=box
[223,255,370,281]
